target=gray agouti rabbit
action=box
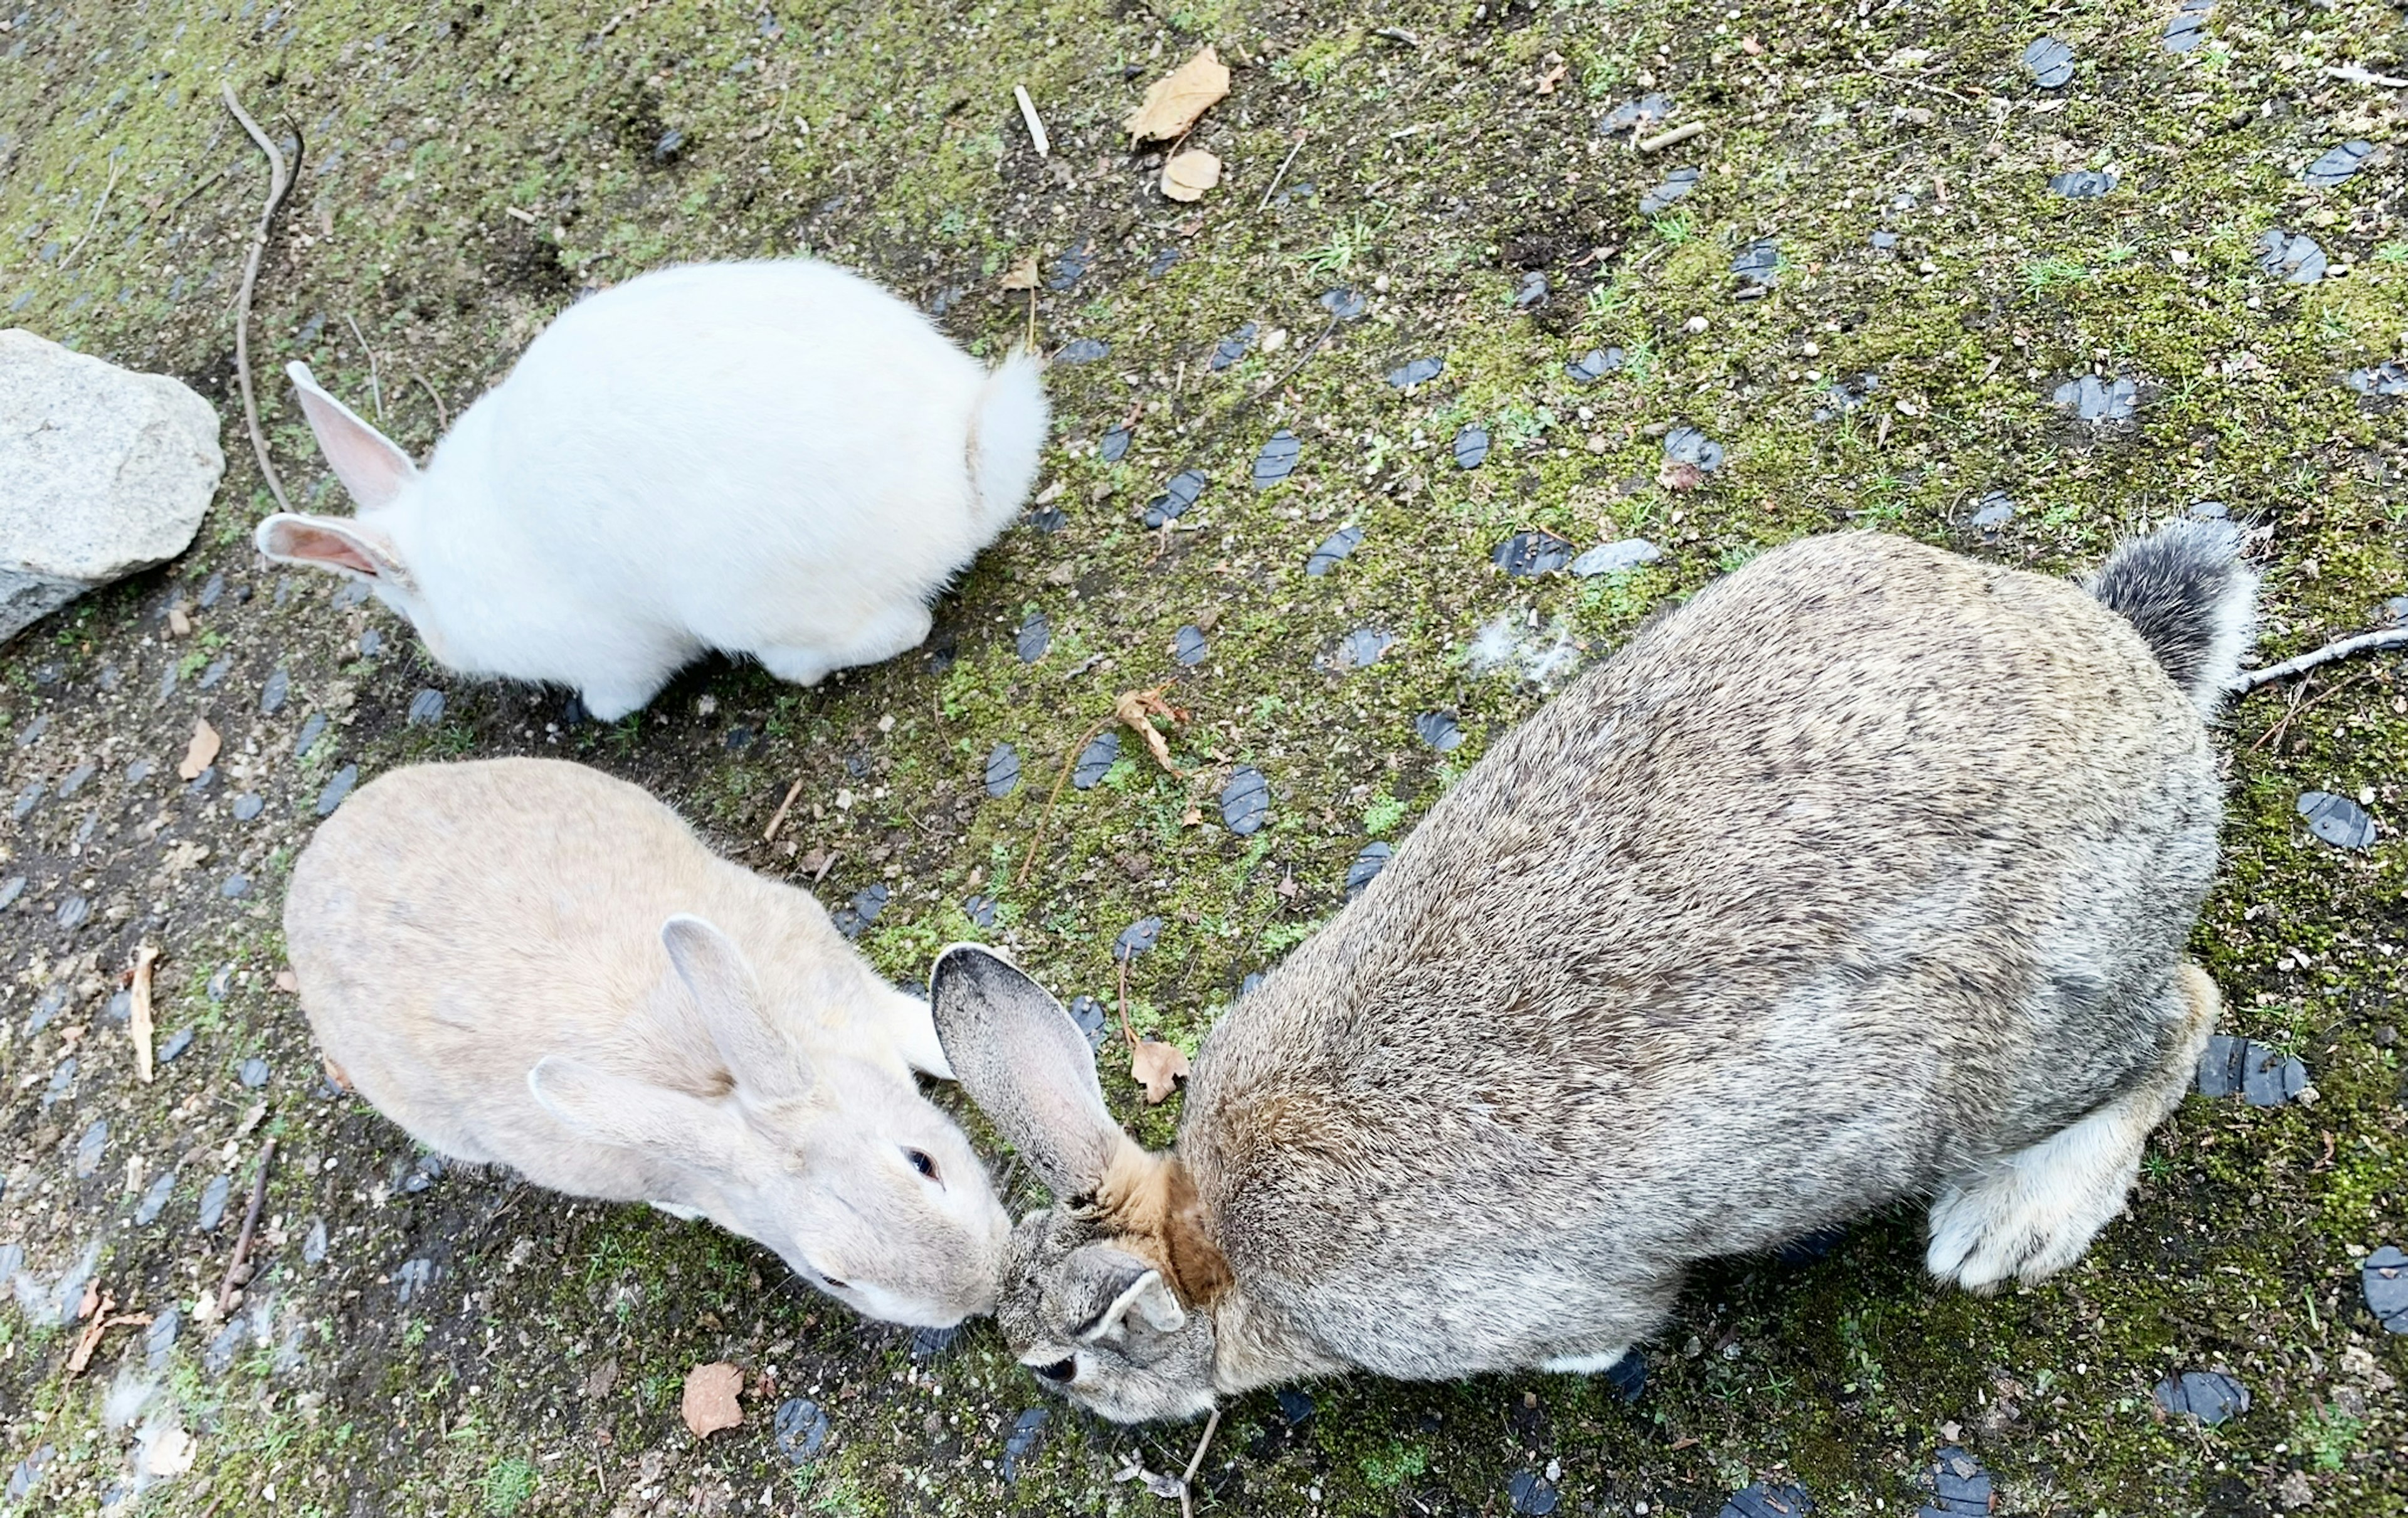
[931,522,2257,1421]
[285,757,1010,1327]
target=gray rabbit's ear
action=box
[661,915,805,1099]
[929,944,1120,1198]
[1068,1245,1185,1342]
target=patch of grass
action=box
[479,1455,539,1515]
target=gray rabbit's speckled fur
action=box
[933,524,2257,1423]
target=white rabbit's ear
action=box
[527,1056,750,1174]
[253,512,415,590]
[660,915,806,1097]
[287,360,419,512]
[929,944,1121,1199]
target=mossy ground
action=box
[2,0,2404,1514]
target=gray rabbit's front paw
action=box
[1926,1102,2154,1294]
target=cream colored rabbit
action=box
[934,522,2255,1420]
[285,757,1009,1327]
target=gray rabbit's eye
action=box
[1034,1357,1076,1384]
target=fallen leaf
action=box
[1131,1038,1191,1104]
[275,969,298,994]
[682,1361,744,1438]
[1161,149,1222,203]
[999,253,1039,291]
[177,719,220,781]
[167,606,191,636]
[77,1280,102,1321]
[1122,46,1230,142]
[1536,58,1568,94]
[321,1054,352,1092]
[1656,460,1706,493]
[145,1426,197,1478]
[1113,687,1186,777]
[130,944,159,1085]
[583,1356,621,1399]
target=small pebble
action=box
[2154,1370,2249,1425]
[1112,917,1163,961]
[1220,766,1271,836]
[985,744,1022,798]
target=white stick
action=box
[1015,85,1050,157]
[2238,628,2408,690]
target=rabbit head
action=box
[931,944,1227,1423]
[531,917,1010,1327]
[253,363,472,669]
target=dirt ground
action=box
[2,0,2404,1514]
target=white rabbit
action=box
[255,259,1048,719]
[283,757,1010,1327]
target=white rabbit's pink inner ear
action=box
[255,514,416,591]
[288,375,418,511]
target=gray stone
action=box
[0,329,223,644]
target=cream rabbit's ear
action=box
[928,944,1121,1199]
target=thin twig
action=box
[2237,628,2408,690]
[221,82,296,513]
[762,775,805,842]
[1014,85,1051,157]
[129,943,159,1085]
[215,1138,277,1319]
[157,163,230,223]
[56,157,125,271]
[2321,62,2408,88]
[409,371,448,431]
[1257,133,1307,211]
[344,314,386,425]
[1177,1406,1223,1518]
[1015,713,1116,891]
[1637,121,1708,154]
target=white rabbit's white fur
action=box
[256,259,1048,719]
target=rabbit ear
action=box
[1069,1245,1186,1342]
[527,1056,751,1175]
[287,361,418,512]
[254,513,413,588]
[660,915,805,1096]
[929,944,1121,1199]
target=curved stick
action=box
[2238,627,2408,690]
[222,82,296,512]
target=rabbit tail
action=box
[2085,519,2259,716]
[968,347,1050,536]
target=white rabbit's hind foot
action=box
[1928,964,2220,1295]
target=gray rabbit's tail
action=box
[2085,519,2259,715]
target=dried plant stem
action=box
[409,371,448,430]
[215,1139,277,1318]
[1177,1406,1222,1518]
[344,314,386,424]
[1015,713,1115,892]
[221,82,295,512]
[2238,628,2408,690]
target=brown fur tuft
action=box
[1082,1141,1235,1309]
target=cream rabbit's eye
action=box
[906,1149,940,1182]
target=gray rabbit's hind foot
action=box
[1541,1346,1638,1375]
[1926,964,2221,1294]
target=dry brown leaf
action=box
[145,1426,197,1477]
[1656,460,1706,493]
[681,1361,744,1438]
[1113,688,1186,777]
[1131,1039,1191,1105]
[177,719,220,781]
[583,1356,621,1399]
[1536,58,1568,95]
[1122,46,1230,142]
[166,605,191,636]
[1161,149,1222,203]
[998,253,1039,291]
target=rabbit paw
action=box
[1926,1102,2151,1294]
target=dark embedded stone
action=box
[1386,356,1444,389]
[2362,1246,2408,1333]
[1972,492,2014,530]
[1099,426,1133,463]
[1664,426,1726,471]
[1016,611,1051,663]
[406,688,446,725]
[1275,1388,1315,1425]
[158,1027,193,1062]
[1054,337,1110,364]
[724,726,754,753]
[2054,374,2138,421]
[1731,240,1779,289]
[653,127,685,162]
[1147,247,1182,278]
[1513,271,1548,309]
[1046,243,1093,291]
[1220,765,1270,835]
[1871,229,1899,250]
[198,572,224,609]
[1570,539,1662,576]
[73,1119,105,1178]
[2298,790,2375,850]
[31,987,65,1035]
[1027,507,1066,533]
[1345,842,1392,899]
[208,965,235,1000]
[11,780,43,820]
[1254,430,1302,488]
[316,764,359,816]
[1001,1408,1050,1482]
[2190,499,2230,520]
[775,1398,831,1463]
[1509,1472,1560,1515]
[203,1320,245,1375]
[260,668,288,715]
[55,895,89,930]
[220,874,250,899]
[1172,625,1208,666]
[2196,1034,2310,1104]
[963,894,997,928]
[2049,169,2118,198]
[2256,231,2328,285]
[2163,0,2212,52]
[41,1055,74,1103]
[1319,287,1366,320]
[134,1171,175,1226]
[2022,36,2074,87]
[2345,361,2408,397]
[2155,1370,2249,1425]
[1333,627,1395,670]
[359,628,383,658]
[56,761,92,798]
[1454,425,1491,470]
[1640,166,1700,214]
[232,792,263,822]
[15,712,46,746]
[911,1324,962,1359]
[1067,994,1108,1050]
[1143,468,1208,527]
[295,712,329,757]
[197,1174,231,1231]
[186,765,217,795]
[1415,711,1464,751]
[1921,1445,1992,1517]
[1721,1483,1814,1518]
[2302,140,2375,187]
[239,1056,270,1088]
[1598,93,1674,134]
[1073,730,1121,789]
[1603,1348,1647,1402]
[1306,525,1362,577]
[1494,530,1576,576]
[985,743,1022,798]
[1566,347,1624,384]
[1112,917,1162,961]
[831,883,890,941]
[1211,322,1259,371]
[0,877,21,910]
